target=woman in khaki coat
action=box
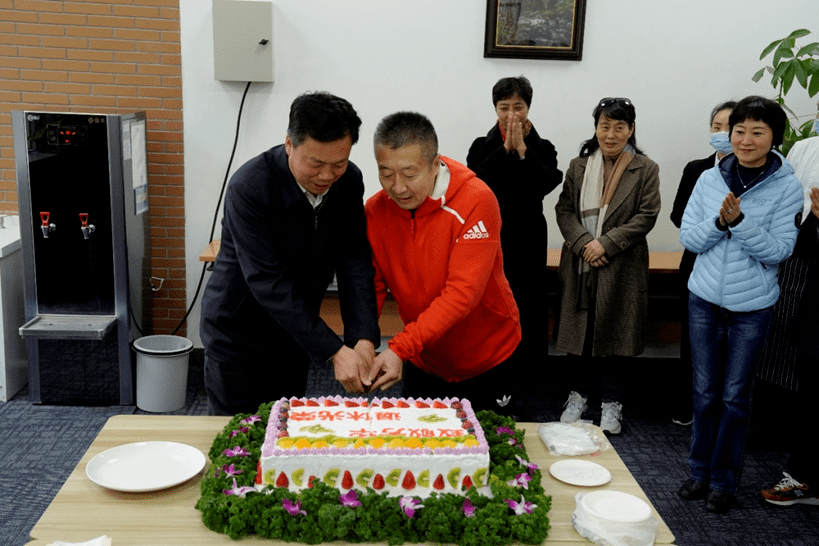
[554,97,661,434]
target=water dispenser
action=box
[12,111,151,405]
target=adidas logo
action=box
[463,220,490,239]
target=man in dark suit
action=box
[200,92,380,416]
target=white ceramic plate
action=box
[580,490,652,523]
[85,441,206,492]
[549,459,612,487]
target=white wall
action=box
[180,0,818,345]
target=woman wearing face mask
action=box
[669,100,736,427]
[554,97,661,435]
[467,76,563,397]
[678,96,803,514]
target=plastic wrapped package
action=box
[538,421,611,456]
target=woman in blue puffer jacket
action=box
[677,96,803,514]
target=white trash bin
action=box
[133,335,194,412]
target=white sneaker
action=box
[600,401,623,434]
[560,391,588,423]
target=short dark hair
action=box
[287,91,361,147]
[710,100,737,126]
[373,112,439,166]
[580,97,644,157]
[492,76,533,107]
[729,95,787,148]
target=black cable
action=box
[169,81,252,336]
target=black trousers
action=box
[204,352,310,416]
[788,351,818,485]
[565,299,629,406]
[402,348,520,417]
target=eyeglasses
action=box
[598,97,632,108]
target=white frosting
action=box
[260,396,490,498]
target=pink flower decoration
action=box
[241,415,261,425]
[507,472,532,489]
[462,498,476,518]
[508,437,518,447]
[339,489,361,508]
[506,495,537,516]
[229,427,249,438]
[222,446,249,457]
[223,478,255,498]
[283,498,307,517]
[515,455,540,472]
[495,426,514,436]
[399,496,424,519]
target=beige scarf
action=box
[576,147,634,308]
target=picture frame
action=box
[484,0,587,61]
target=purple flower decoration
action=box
[229,427,249,438]
[399,496,424,519]
[222,446,249,457]
[339,489,361,508]
[223,478,255,498]
[462,498,476,518]
[506,495,537,516]
[495,426,514,436]
[507,472,532,489]
[241,415,261,425]
[508,437,518,447]
[221,463,243,477]
[515,455,540,472]
[283,498,307,517]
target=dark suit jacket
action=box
[790,212,819,359]
[200,144,380,368]
[466,124,562,340]
[671,153,717,281]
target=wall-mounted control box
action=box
[213,0,274,82]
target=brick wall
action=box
[0,0,186,335]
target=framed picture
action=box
[484,0,587,60]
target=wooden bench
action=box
[200,240,683,341]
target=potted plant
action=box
[753,29,819,155]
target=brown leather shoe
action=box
[679,479,709,500]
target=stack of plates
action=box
[580,490,652,523]
[572,490,657,546]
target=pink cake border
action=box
[261,396,488,458]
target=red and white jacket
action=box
[365,156,521,382]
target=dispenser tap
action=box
[40,211,56,238]
[79,213,95,240]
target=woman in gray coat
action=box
[554,97,661,434]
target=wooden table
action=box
[29,416,675,545]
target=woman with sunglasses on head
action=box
[554,97,661,435]
[678,96,803,514]
[669,100,737,427]
[466,76,563,398]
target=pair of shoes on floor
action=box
[678,479,735,513]
[560,392,623,434]
[760,472,819,506]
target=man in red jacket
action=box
[365,112,522,414]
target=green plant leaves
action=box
[752,28,818,154]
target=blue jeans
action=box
[687,293,772,493]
